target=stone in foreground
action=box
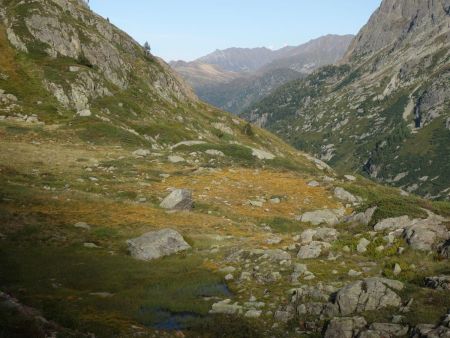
[160,189,193,210]
[127,229,191,261]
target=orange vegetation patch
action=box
[152,168,340,220]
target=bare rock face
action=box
[324,316,367,338]
[344,0,450,61]
[127,229,191,261]
[159,189,193,211]
[334,278,403,315]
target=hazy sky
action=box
[89,0,382,62]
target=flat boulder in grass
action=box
[297,209,339,226]
[373,215,411,232]
[160,189,193,211]
[334,187,358,203]
[345,206,377,226]
[127,229,191,261]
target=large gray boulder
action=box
[297,241,331,259]
[298,209,340,226]
[334,187,358,203]
[345,206,377,226]
[300,227,339,244]
[334,278,403,315]
[403,219,449,251]
[324,316,367,338]
[374,216,411,232]
[374,213,449,252]
[127,229,191,260]
[160,189,193,210]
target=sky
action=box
[89,0,382,62]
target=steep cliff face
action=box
[244,0,450,199]
[344,0,450,60]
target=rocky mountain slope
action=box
[244,0,450,200]
[0,0,449,337]
[171,35,353,114]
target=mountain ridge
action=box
[243,0,450,199]
[171,34,353,114]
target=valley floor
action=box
[0,119,449,337]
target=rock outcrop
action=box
[126,229,191,260]
[334,278,403,315]
[160,189,193,211]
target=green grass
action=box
[0,244,227,336]
[260,217,302,233]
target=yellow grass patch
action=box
[152,168,340,219]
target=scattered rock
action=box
[374,216,410,232]
[205,149,224,156]
[344,175,357,181]
[324,316,367,338]
[168,155,185,163]
[345,207,377,226]
[411,323,450,337]
[274,305,295,322]
[83,242,99,248]
[393,263,402,276]
[266,236,282,245]
[403,218,449,251]
[297,241,331,259]
[251,148,275,160]
[368,323,409,336]
[160,189,193,210]
[263,249,291,261]
[308,180,320,187]
[89,292,113,298]
[334,187,358,203]
[334,278,403,315]
[224,274,234,281]
[77,109,92,117]
[357,238,371,253]
[171,140,206,149]
[74,222,91,230]
[126,229,191,261]
[210,299,242,315]
[348,269,362,277]
[297,209,339,226]
[438,240,450,259]
[219,266,236,274]
[244,309,262,318]
[300,227,339,244]
[132,149,151,157]
[249,200,263,207]
[424,276,450,290]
